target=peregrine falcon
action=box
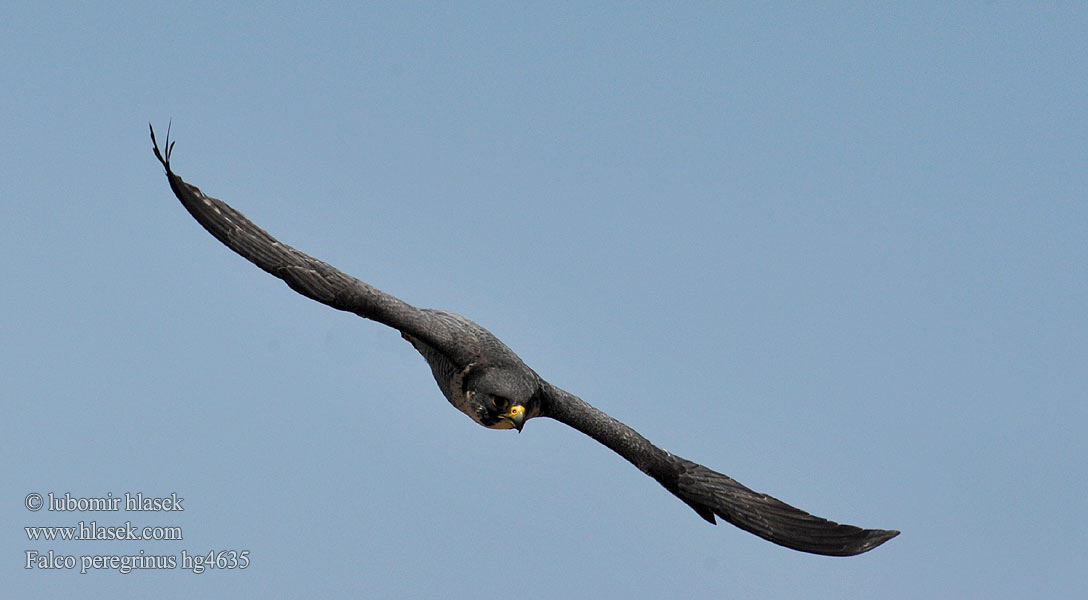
[151,126,898,556]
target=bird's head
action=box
[463,367,542,432]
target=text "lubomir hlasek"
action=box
[46,492,183,512]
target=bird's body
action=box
[151,126,898,556]
[402,310,544,428]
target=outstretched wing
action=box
[541,384,898,556]
[150,125,475,366]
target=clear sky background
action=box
[3,3,1086,598]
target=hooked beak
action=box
[501,404,526,432]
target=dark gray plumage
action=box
[151,126,898,556]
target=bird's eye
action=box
[490,396,510,411]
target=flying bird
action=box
[151,125,898,556]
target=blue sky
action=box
[3,3,1086,598]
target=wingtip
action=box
[851,528,900,555]
[149,121,174,172]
